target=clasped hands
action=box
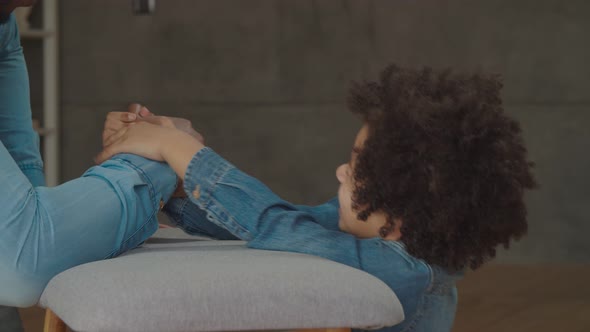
[96,103,205,197]
[97,103,204,163]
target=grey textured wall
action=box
[40,0,590,263]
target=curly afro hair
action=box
[347,64,537,272]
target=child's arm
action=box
[294,198,340,231]
[164,197,339,238]
[97,125,364,268]
[180,147,363,268]
[163,197,239,240]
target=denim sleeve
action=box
[182,148,362,269]
[294,197,340,231]
[164,197,239,240]
[164,197,338,239]
[0,14,45,186]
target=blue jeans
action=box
[0,13,177,307]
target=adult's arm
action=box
[0,145,178,307]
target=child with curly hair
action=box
[98,64,537,332]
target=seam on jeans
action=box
[424,262,435,293]
[101,158,161,257]
[175,197,191,226]
[115,198,158,254]
[112,157,158,208]
[103,206,158,258]
[12,188,41,274]
[16,162,44,170]
[119,205,158,249]
[102,206,158,259]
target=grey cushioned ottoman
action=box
[40,237,403,331]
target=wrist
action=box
[160,129,205,180]
[161,129,203,158]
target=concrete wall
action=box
[27,0,590,263]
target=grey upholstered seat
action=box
[39,230,403,332]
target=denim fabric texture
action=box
[165,147,461,332]
[0,13,44,186]
[0,13,178,307]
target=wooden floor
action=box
[453,264,590,332]
[17,264,590,332]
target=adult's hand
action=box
[102,104,205,148]
[97,121,173,164]
[102,112,138,148]
[96,121,205,184]
[129,103,205,145]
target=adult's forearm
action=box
[0,144,177,307]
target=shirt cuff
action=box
[182,147,234,209]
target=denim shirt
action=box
[165,147,460,332]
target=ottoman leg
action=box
[295,329,351,332]
[40,309,352,332]
[43,309,66,332]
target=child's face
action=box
[336,125,389,238]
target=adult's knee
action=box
[0,265,47,307]
[0,190,59,306]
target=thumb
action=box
[128,103,142,114]
[139,106,154,118]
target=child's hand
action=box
[102,104,205,148]
[98,104,206,182]
[102,112,138,148]
[142,115,205,145]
